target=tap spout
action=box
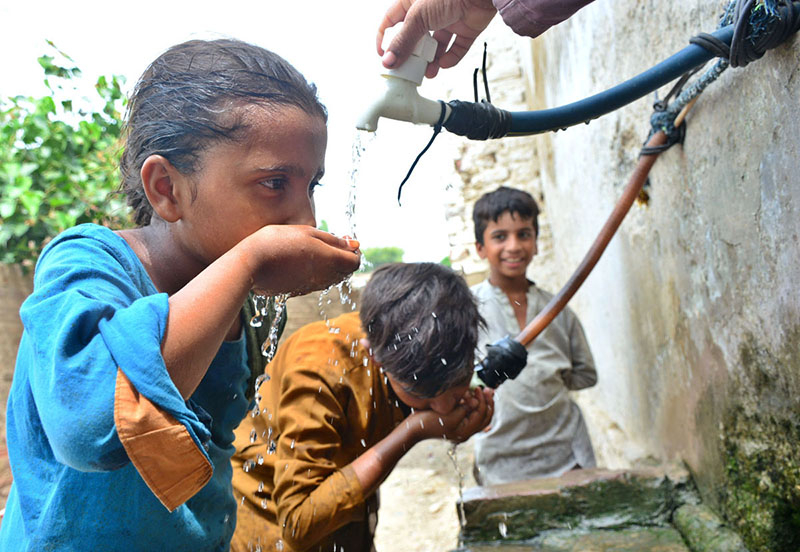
[356,76,451,132]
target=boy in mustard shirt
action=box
[231,262,493,552]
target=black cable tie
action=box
[689,32,731,60]
[481,42,492,104]
[653,66,701,111]
[640,121,687,156]
[396,101,448,205]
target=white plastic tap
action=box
[356,27,452,132]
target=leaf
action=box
[1,48,131,265]
[19,189,44,217]
[0,198,16,218]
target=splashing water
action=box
[447,443,468,532]
[260,294,290,361]
[249,294,268,328]
[346,130,374,242]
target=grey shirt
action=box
[472,280,597,485]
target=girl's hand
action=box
[411,387,494,443]
[244,225,361,295]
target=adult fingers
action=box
[377,1,412,55]
[438,34,476,70]
[382,17,430,69]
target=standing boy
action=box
[471,186,597,485]
[231,263,493,552]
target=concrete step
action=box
[458,464,694,543]
[453,526,690,551]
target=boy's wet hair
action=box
[473,186,540,245]
[120,38,327,226]
[360,263,484,399]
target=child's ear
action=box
[140,155,184,223]
[475,241,487,259]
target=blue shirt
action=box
[0,224,252,551]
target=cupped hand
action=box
[377,0,497,78]
[244,225,361,296]
[412,387,494,443]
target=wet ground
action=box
[375,438,478,552]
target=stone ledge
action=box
[453,526,690,551]
[459,465,693,543]
[672,504,749,552]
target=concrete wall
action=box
[442,1,800,549]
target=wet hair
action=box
[473,186,540,245]
[359,263,484,398]
[119,38,327,226]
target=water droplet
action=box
[258,481,264,492]
[498,522,508,538]
[441,358,447,365]
[290,439,295,449]
[250,429,257,443]
[224,514,230,524]
[268,441,277,454]
[431,312,437,318]
[361,439,367,447]
[261,498,269,509]
[438,417,444,426]
[276,539,285,551]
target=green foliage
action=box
[1,43,130,269]
[440,255,451,267]
[360,246,404,272]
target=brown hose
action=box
[515,130,668,347]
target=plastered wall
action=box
[442,1,800,548]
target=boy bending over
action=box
[231,263,493,552]
[471,186,597,485]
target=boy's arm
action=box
[351,387,493,498]
[273,365,492,551]
[560,314,597,390]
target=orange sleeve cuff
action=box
[113,368,212,511]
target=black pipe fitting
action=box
[474,335,528,388]
[443,100,512,140]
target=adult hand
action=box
[412,387,494,442]
[377,0,497,78]
[245,225,361,296]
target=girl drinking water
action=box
[0,38,360,551]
